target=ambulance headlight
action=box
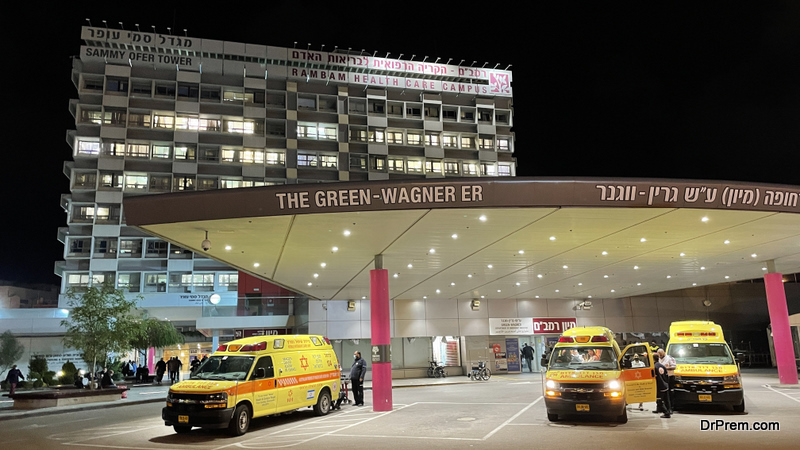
[545,379,559,389]
[203,392,228,403]
[606,379,621,390]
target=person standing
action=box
[654,359,672,418]
[155,357,167,385]
[657,348,677,408]
[521,343,535,372]
[5,365,25,395]
[349,351,367,406]
[167,357,178,384]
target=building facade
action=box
[51,26,515,370]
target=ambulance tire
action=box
[228,404,251,436]
[733,399,745,413]
[616,408,628,424]
[173,425,192,434]
[314,389,332,416]
[547,413,559,422]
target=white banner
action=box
[489,318,534,335]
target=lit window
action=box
[241,150,264,164]
[463,162,479,175]
[220,178,244,189]
[319,155,338,169]
[460,136,476,149]
[482,163,497,176]
[174,176,195,191]
[125,144,149,158]
[407,133,422,146]
[219,273,239,291]
[227,120,254,134]
[319,124,337,140]
[426,160,442,174]
[175,146,196,160]
[298,153,318,167]
[480,138,494,150]
[99,173,122,189]
[152,145,171,159]
[497,138,510,151]
[371,156,386,172]
[498,164,512,176]
[444,161,460,175]
[350,154,368,171]
[80,109,102,124]
[124,175,148,190]
[369,129,385,143]
[387,131,404,144]
[425,133,440,146]
[128,112,151,128]
[297,124,317,139]
[153,114,175,129]
[407,160,423,173]
[350,128,367,142]
[265,151,285,166]
[221,148,238,163]
[77,141,100,156]
[388,158,405,173]
[443,135,458,148]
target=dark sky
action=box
[1,2,798,286]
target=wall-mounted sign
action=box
[489,317,578,336]
[234,328,291,339]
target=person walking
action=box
[349,351,367,406]
[521,343,535,372]
[654,359,672,418]
[5,365,25,395]
[167,357,178,384]
[155,358,167,385]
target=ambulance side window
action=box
[623,345,650,368]
[250,356,274,380]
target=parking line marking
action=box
[481,396,543,441]
[764,385,800,403]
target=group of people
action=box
[119,360,138,377]
[154,356,184,385]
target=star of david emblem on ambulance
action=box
[300,355,309,371]
[635,371,642,379]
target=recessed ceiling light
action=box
[332,246,338,252]
[666,275,671,279]
[640,238,647,242]
[450,282,455,286]
[343,230,351,236]
[423,296,427,299]
[751,254,757,258]
[468,274,473,278]
[307,282,312,286]
[537,274,543,278]
[225,245,232,251]
[497,289,502,293]
[535,295,540,298]
[611,289,615,293]
[578,283,582,286]
[313,273,319,278]
[762,267,767,271]
[429,248,436,254]
[407,264,413,268]
[555,289,559,293]
[701,217,709,222]
[680,253,686,257]
[724,240,730,244]
[693,283,697,286]
[563,265,568,269]
[362,296,366,299]
[549,236,556,241]
[725,275,730,279]
[634,266,639,270]
[604,275,609,278]
[701,266,706,270]
[516,282,521,286]
[637,283,641,286]
[487,264,493,268]
[518,250,524,254]
[394,273,399,278]
[436,289,441,294]
[253,263,260,268]
[601,251,608,256]
[588,295,592,299]
[321,262,327,268]
[481,295,485,299]
[479,215,487,222]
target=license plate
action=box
[576,404,590,411]
[698,395,712,402]
[178,415,189,423]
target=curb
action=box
[0,397,165,422]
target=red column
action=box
[764,272,798,385]
[370,269,393,411]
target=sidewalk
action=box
[0,373,481,421]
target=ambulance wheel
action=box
[173,425,192,434]
[733,399,745,413]
[228,404,251,436]
[314,390,332,416]
[616,408,628,424]
[547,413,559,422]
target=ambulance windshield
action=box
[549,346,619,370]
[668,343,735,365]
[191,355,255,381]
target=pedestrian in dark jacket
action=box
[5,365,24,395]
[521,343,535,372]
[101,370,117,389]
[654,361,672,418]
[349,351,367,406]
[155,358,167,385]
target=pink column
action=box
[147,347,155,373]
[764,272,798,385]
[370,268,393,411]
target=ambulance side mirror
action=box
[735,353,745,364]
[255,368,266,379]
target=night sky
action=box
[1,2,798,286]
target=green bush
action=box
[59,360,79,385]
[28,355,56,387]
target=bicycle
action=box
[427,361,446,378]
[468,360,491,381]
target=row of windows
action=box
[65,271,238,294]
[344,127,511,151]
[67,237,195,259]
[79,108,268,135]
[71,173,281,201]
[75,140,287,164]
[82,77,510,125]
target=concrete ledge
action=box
[9,387,128,410]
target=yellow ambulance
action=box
[666,321,745,412]
[162,334,341,435]
[544,326,657,423]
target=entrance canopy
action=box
[124,178,800,301]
